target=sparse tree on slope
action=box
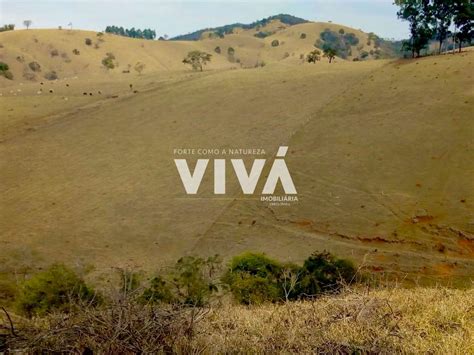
[182,51,212,71]
[323,46,337,63]
[23,20,32,30]
[306,49,321,63]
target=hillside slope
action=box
[0,30,472,285]
[193,53,474,285]
[0,22,395,86]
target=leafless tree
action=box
[23,20,32,30]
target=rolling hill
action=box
[0,22,473,287]
[0,18,398,87]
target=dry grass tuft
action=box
[2,287,472,353]
[191,287,474,354]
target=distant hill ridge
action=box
[171,14,308,41]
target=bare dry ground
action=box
[0,27,473,286]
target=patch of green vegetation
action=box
[142,255,222,306]
[182,50,212,71]
[101,52,116,69]
[15,264,98,317]
[0,61,13,80]
[254,31,273,38]
[316,28,359,59]
[172,14,308,41]
[223,251,356,304]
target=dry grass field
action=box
[5,287,473,353]
[0,22,473,288]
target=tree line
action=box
[104,25,156,40]
[395,0,473,57]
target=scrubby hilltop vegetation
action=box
[171,14,308,40]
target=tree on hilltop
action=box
[23,20,32,30]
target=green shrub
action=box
[227,47,235,56]
[360,50,369,59]
[254,31,273,39]
[142,255,221,306]
[0,62,13,80]
[16,264,98,317]
[224,251,356,304]
[171,255,220,306]
[300,33,306,39]
[227,275,279,305]
[50,49,59,57]
[72,48,80,55]
[271,39,280,47]
[296,252,355,296]
[222,252,282,304]
[214,46,221,54]
[141,275,174,303]
[339,28,345,34]
[102,52,116,69]
[0,276,16,306]
[85,38,92,45]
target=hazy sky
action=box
[0,0,408,40]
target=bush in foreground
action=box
[223,251,355,304]
[222,252,282,304]
[142,255,222,306]
[15,264,98,317]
